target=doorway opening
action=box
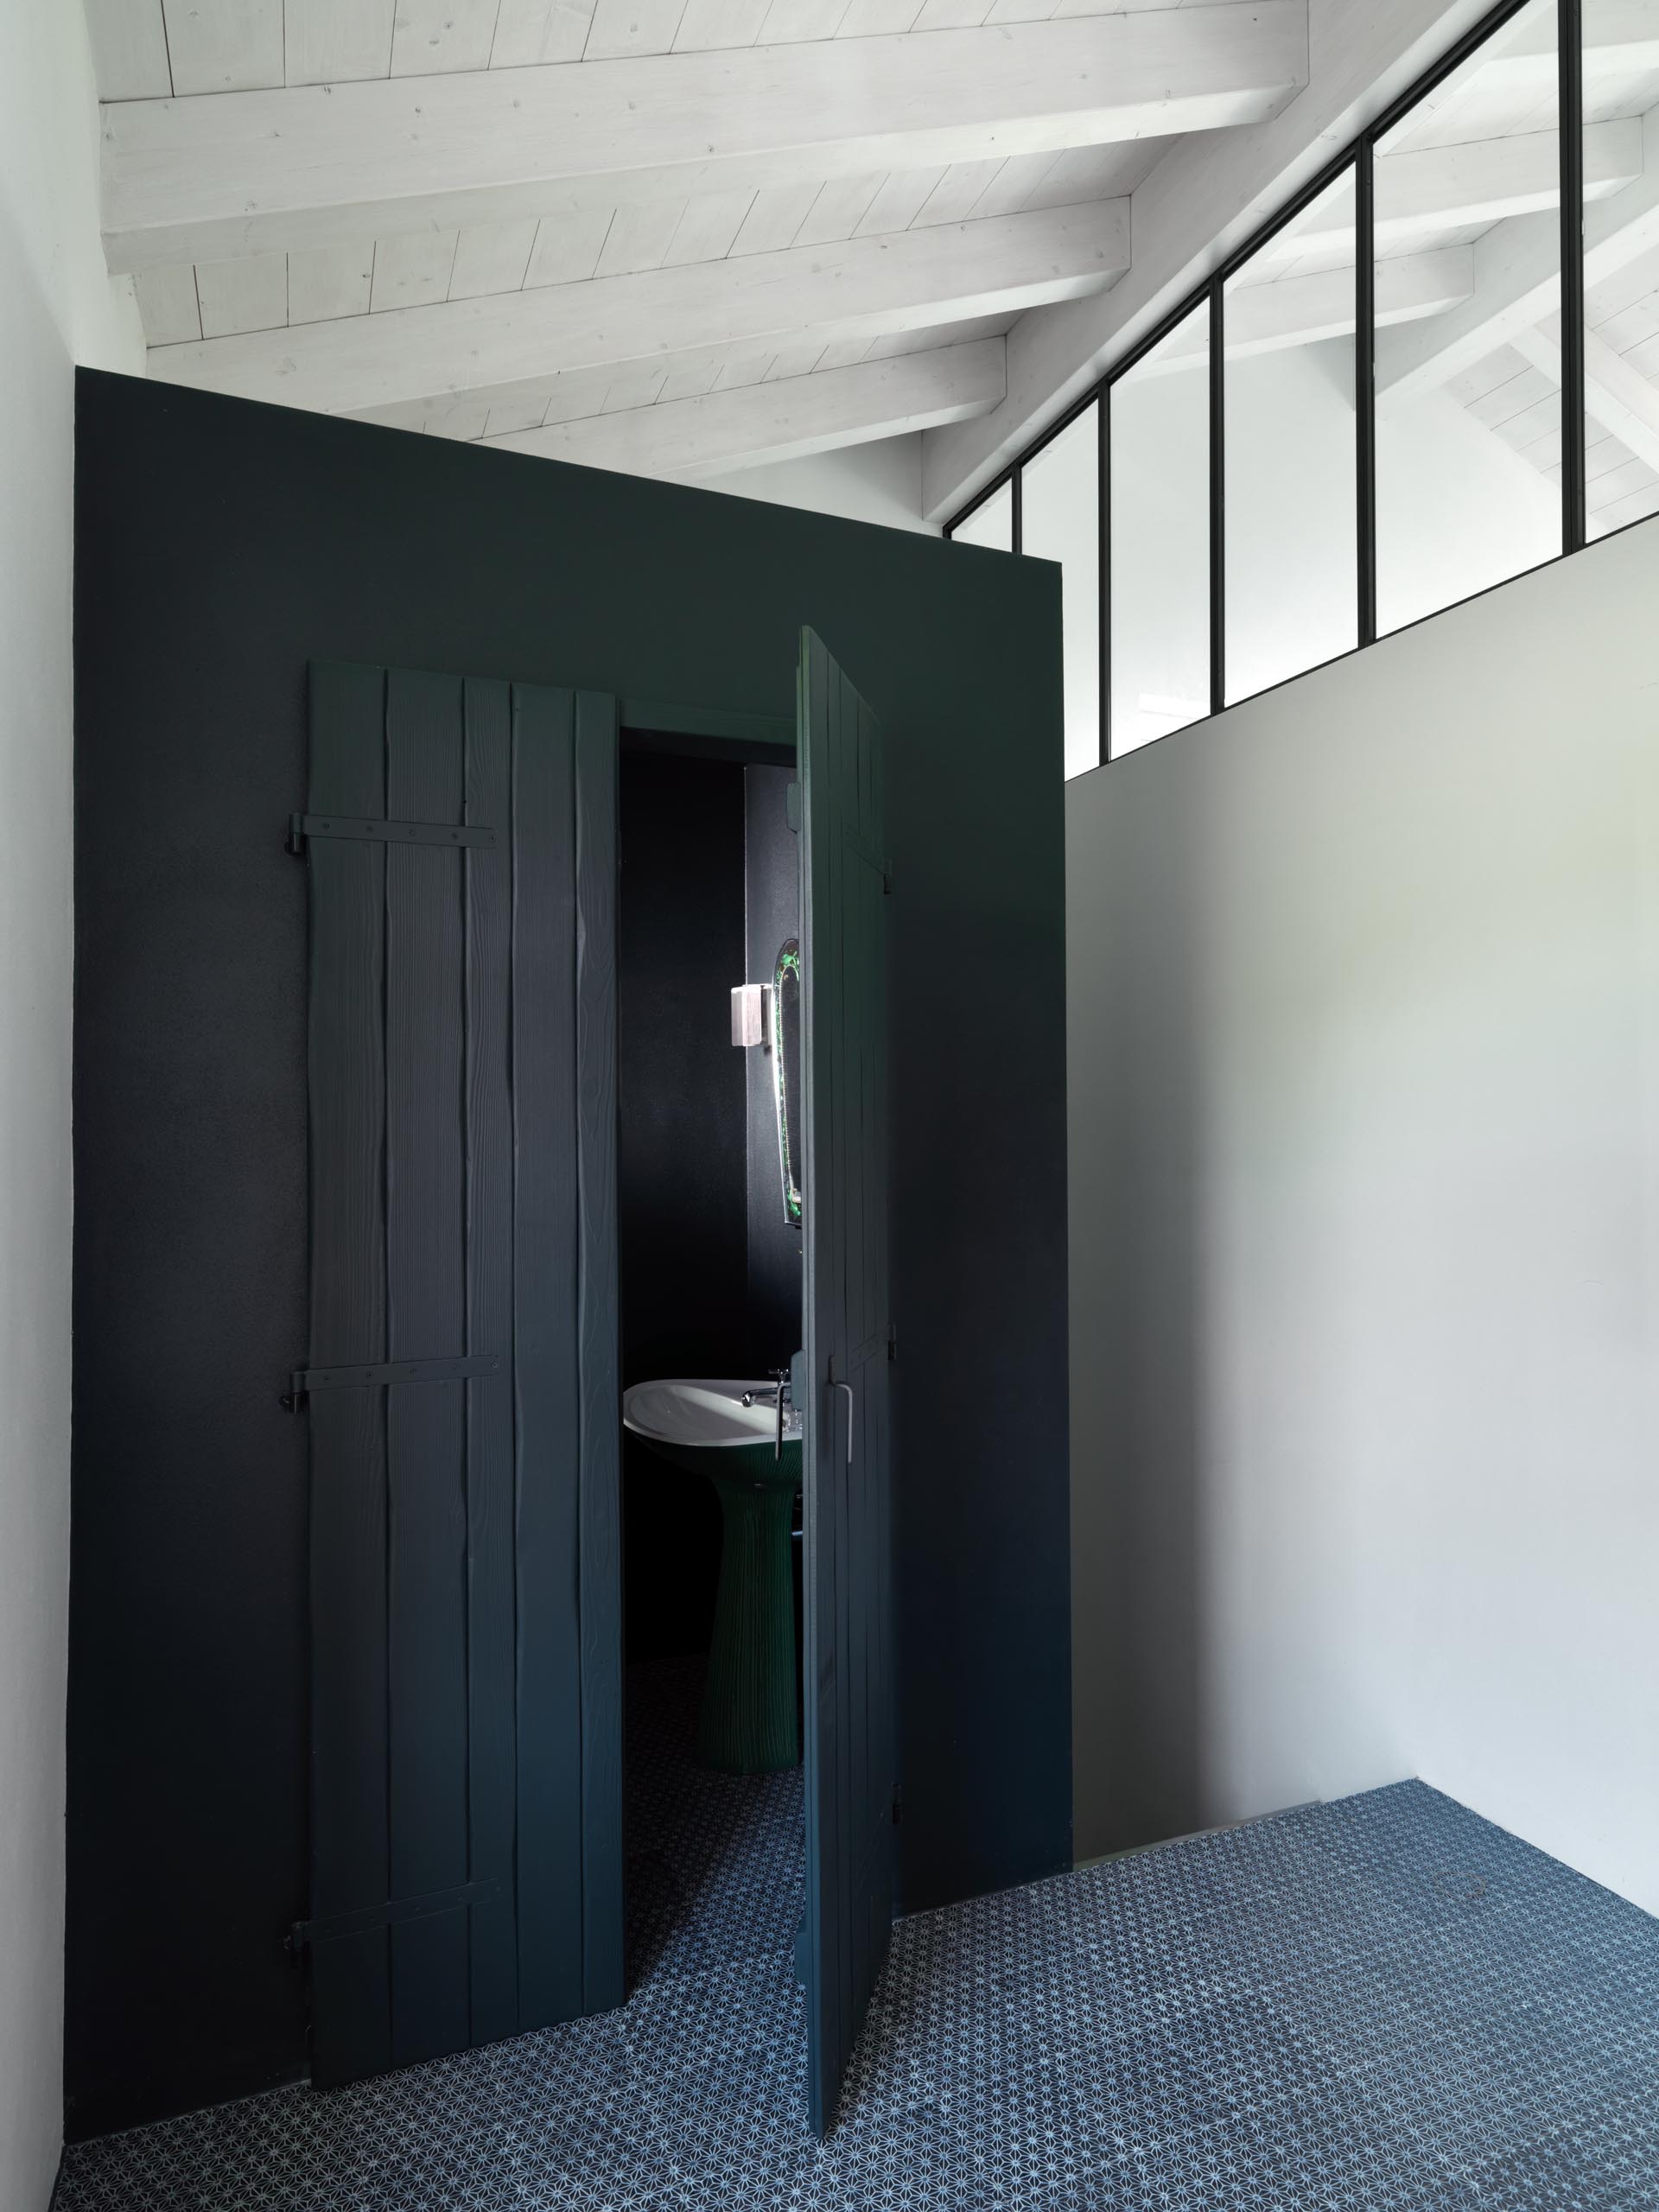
[615,734,806,2049]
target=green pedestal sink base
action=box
[701,1468,798,1773]
[639,1434,802,1774]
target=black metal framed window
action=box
[945,0,1610,775]
[1109,296,1211,753]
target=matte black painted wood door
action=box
[302,662,622,2088]
[797,629,894,2135]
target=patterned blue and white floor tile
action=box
[54,1661,1659,2210]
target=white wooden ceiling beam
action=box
[100,5,1306,272]
[146,200,1128,416]
[1580,326,1659,476]
[1510,314,1659,474]
[346,312,1018,436]
[1376,110,1659,406]
[1133,246,1471,372]
[1257,118,1643,264]
[1474,0,1659,94]
[477,337,1006,475]
[917,0,1516,521]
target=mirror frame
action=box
[772,937,803,1227]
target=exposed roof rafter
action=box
[476,337,1007,476]
[101,5,1306,274]
[1256,118,1644,264]
[1133,247,1472,372]
[1510,314,1659,473]
[146,199,1128,417]
[1376,110,1659,405]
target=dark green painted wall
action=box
[68,368,1071,2136]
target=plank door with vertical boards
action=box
[297,661,623,2088]
[795,627,895,2136]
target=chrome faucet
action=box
[739,1370,793,1460]
[739,1368,792,1460]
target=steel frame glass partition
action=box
[946,0,1599,770]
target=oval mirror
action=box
[772,938,803,1227]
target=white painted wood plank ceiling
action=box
[86,0,1311,482]
[82,0,1659,519]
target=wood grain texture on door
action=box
[798,628,894,2136]
[303,661,620,2087]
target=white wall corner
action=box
[0,2,141,2206]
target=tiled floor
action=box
[56,1662,1659,2209]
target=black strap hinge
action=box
[287,812,496,857]
[289,1877,501,1960]
[282,1352,499,1412]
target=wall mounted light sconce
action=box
[731,982,772,1051]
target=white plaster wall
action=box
[0,3,143,2202]
[1068,515,1659,1917]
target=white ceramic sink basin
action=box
[623,1377,802,1450]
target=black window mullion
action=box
[939,0,1592,758]
[1011,463,1024,555]
[1357,140,1377,648]
[1560,0,1586,553]
[1098,392,1110,767]
[1209,276,1225,719]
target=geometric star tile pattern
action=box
[54,1661,1659,2210]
